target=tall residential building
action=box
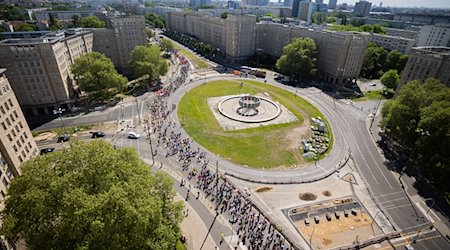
[397,47,450,94]
[166,12,256,62]
[299,1,315,22]
[256,22,369,84]
[328,0,337,9]
[93,16,147,74]
[354,1,372,17]
[292,0,304,18]
[0,68,38,202]
[190,0,212,8]
[416,24,450,47]
[0,28,94,116]
[369,33,415,54]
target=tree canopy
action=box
[71,52,127,100]
[385,50,408,74]
[159,38,174,52]
[276,38,317,80]
[80,16,105,28]
[146,28,154,39]
[49,14,62,31]
[1,140,183,249]
[380,70,399,89]
[381,78,450,197]
[360,43,389,79]
[129,45,168,81]
[145,13,165,28]
[17,23,38,32]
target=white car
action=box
[127,132,141,139]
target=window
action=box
[2,178,8,187]
[1,122,6,130]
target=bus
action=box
[240,66,266,78]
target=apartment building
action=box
[354,1,372,17]
[416,24,450,47]
[398,46,450,94]
[93,16,147,74]
[167,12,256,62]
[384,27,418,40]
[256,22,369,84]
[0,68,38,203]
[369,33,415,54]
[0,28,93,115]
[34,10,96,22]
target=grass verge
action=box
[174,44,209,69]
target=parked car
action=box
[57,134,70,143]
[91,131,105,138]
[40,148,55,155]
[127,132,140,139]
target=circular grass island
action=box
[178,79,332,169]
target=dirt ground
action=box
[33,122,117,141]
[298,212,381,249]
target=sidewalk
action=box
[176,195,218,250]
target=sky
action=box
[269,0,450,9]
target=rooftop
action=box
[413,46,450,56]
[0,28,93,46]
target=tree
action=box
[381,78,450,197]
[71,52,127,100]
[49,14,62,31]
[276,38,317,80]
[80,16,105,28]
[129,45,168,81]
[1,140,183,249]
[71,15,80,27]
[312,12,328,24]
[159,38,174,52]
[380,70,399,89]
[360,43,388,79]
[221,12,228,19]
[17,22,38,31]
[384,49,408,73]
[146,28,154,39]
[145,13,165,28]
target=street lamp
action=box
[53,107,67,134]
[145,119,157,167]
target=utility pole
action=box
[53,108,67,134]
[146,118,156,167]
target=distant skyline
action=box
[272,0,450,9]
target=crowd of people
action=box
[145,56,294,250]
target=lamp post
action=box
[145,118,157,167]
[53,107,67,134]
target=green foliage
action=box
[380,70,399,89]
[71,52,127,100]
[71,15,80,27]
[0,140,183,249]
[129,45,168,81]
[80,16,105,28]
[312,12,328,24]
[381,78,450,196]
[385,50,408,73]
[0,6,26,21]
[145,13,165,28]
[146,28,154,39]
[276,38,317,80]
[159,38,174,52]
[17,22,38,32]
[221,12,228,19]
[328,24,385,34]
[49,14,62,31]
[360,43,389,79]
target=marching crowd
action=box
[146,60,294,250]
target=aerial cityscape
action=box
[0,0,449,249]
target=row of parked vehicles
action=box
[40,131,115,155]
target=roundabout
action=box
[177,79,333,169]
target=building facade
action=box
[369,33,415,54]
[0,28,94,115]
[256,22,369,84]
[354,1,372,17]
[384,27,418,40]
[398,47,450,93]
[328,0,337,10]
[0,68,38,203]
[299,1,315,22]
[93,16,147,74]
[167,12,257,62]
[34,10,96,22]
[416,24,450,47]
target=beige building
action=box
[369,33,415,54]
[256,22,369,85]
[384,27,418,40]
[0,68,38,203]
[416,24,450,47]
[397,46,450,94]
[93,16,147,74]
[167,12,256,62]
[0,28,93,116]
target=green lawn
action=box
[351,90,392,102]
[174,44,209,69]
[178,80,331,168]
